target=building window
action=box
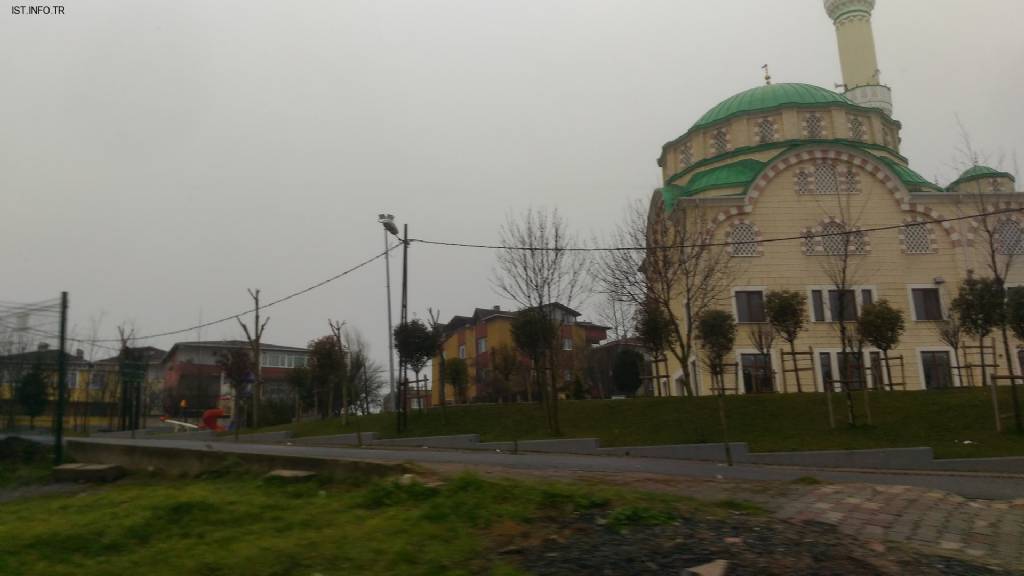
[90,371,106,390]
[811,290,826,321]
[795,169,812,194]
[991,178,1004,193]
[562,337,573,351]
[711,128,729,154]
[756,117,776,144]
[849,115,867,141]
[66,371,78,389]
[814,161,839,194]
[678,141,693,169]
[728,222,759,257]
[562,369,572,382]
[820,221,847,255]
[920,351,953,389]
[477,337,487,354]
[911,288,943,321]
[804,112,824,139]
[740,353,773,394]
[812,288,870,322]
[458,344,466,359]
[829,289,858,322]
[996,219,1024,255]
[901,222,934,254]
[735,290,766,323]
[840,166,860,194]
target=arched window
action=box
[756,118,776,144]
[677,141,693,169]
[821,221,847,255]
[804,112,824,139]
[996,219,1024,255]
[729,222,759,257]
[795,169,812,194]
[849,116,867,141]
[814,161,838,194]
[901,221,934,254]
[711,128,729,154]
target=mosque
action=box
[650,0,1020,395]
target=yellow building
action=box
[430,304,608,405]
[649,0,1020,395]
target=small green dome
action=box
[692,83,856,130]
[958,165,1002,180]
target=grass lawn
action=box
[0,437,54,488]
[261,387,1024,459]
[0,468,727,576]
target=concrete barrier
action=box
[598,442,750,462]
[66,438,409,479]
[513,438,600,454]
[231,431,294,444]
[929,456,1024,475]
[370,434,480,449]
[149,430,216,442]
[92,427,174,438]
[746,447,935,470]
[293,432,378,446]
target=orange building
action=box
[431,303,608,405]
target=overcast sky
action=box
[2,0,1022,368]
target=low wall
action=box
[370,434,480,449]
[293,432,378,446]
[598,442,750,462]
[66,439,407,479]
[149,430,216,442]
[929,456,1024,475]
[512,438,600,454]
[746,447,935,470]
[228,431,293,444]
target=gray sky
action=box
[2,0,1022,365]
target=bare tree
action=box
[598,296,635,343]
[328,319,347,425]
[596,198,734,397]
[494,207,588,434]
[238,289,269,428]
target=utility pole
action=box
[54,291,68,466]
[399,224,410,431]
[379,215,398,412]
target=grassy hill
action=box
[265,387,1024,459]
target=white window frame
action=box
[735,347,778,395]
[458,344,466,359]
[915,346,961,390]
[906,284,945,322]
[477,337,487,354]
[814,347,881,392]
[731,286,768,324]
[807,285,877,323]
[561,337,573,351]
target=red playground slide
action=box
[201,408,226,431]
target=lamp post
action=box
[378,214,399,412]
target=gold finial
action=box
[762,64,772,85]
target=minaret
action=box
[824,0,893,115]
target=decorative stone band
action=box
[727,146,966,247]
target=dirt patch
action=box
[516,512,1009,576]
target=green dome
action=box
[692,83,856,130]
[958,165,1002,180]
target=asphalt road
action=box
[64,436,1024,500]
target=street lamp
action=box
[378,214,399,411]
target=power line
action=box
[74,244,400,344]
[409,206,1024,252]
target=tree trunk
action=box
[789,340,801,393]
[715,370,732,466]
[998,325,1022,433]
[981,337,1001,432]
[883,349,894,392]
[438,354,447,424]
[547,352,560,435]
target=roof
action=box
[94,346,166,366]
[444,303,583,331]
[661,158,766,208]
[163,340,309,361]
[692,83,858,131]
[948,165,1016,190]
[874,156,944,193]
[0,349,89,366]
